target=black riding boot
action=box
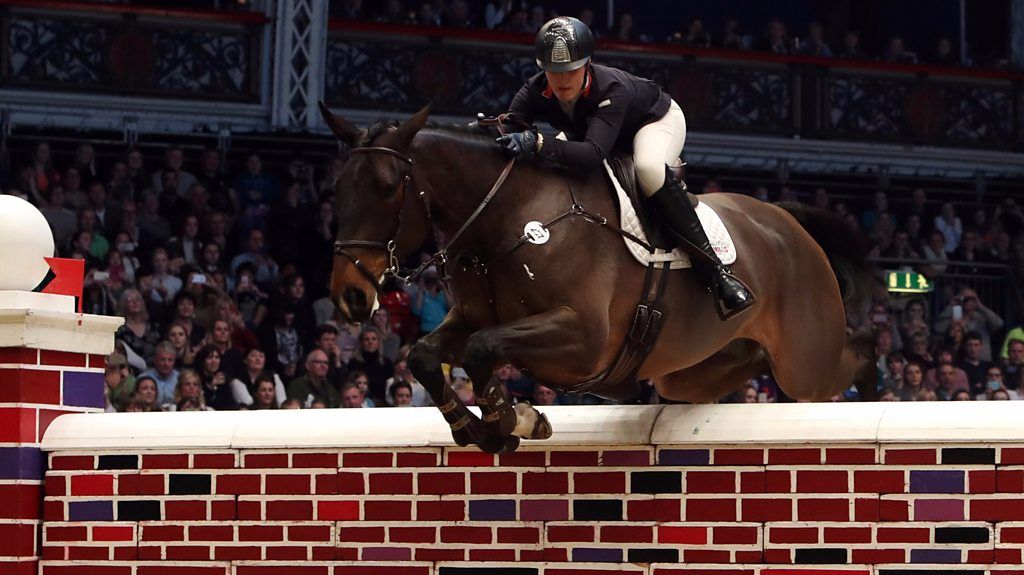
[650,170,754,317]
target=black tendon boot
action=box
[650,168,754,318]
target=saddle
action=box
[607,154,695,253]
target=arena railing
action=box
[326,19,1024,152]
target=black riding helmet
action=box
[534,16,594,73]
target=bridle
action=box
[333,143,515,298]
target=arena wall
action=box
[34,401,1024,575]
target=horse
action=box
[319,103,877,453]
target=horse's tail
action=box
[774,202,874,320]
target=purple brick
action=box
[910,470,965,493]
[69,500,113,521]
[911,548,962,563]
[469,499,516,521]
[62,371,105,408]
[520,499,568,521]
[914,498,964,521]
[573,547,623,562]
[0,446,43,480]
[363,547,413,561]
[658,449,710,466]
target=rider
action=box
[497,16,752,317]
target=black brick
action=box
[573,499,622,521]
[628,548,679,563]
[941,448,995,464]
[97,454,138,470]
[168,474,212,495]
[117,500,161,521]
[795,548,848,564]
[935,526,989,543]
[630,471,682,494]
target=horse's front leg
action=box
[407,311,485,447]
[462,305,607,454]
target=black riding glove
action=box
[496,130,540,157]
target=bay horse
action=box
[320,103,877,453]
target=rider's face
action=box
[545,67,587,104]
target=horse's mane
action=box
[362,119,502,150]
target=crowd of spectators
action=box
[3,136,1024,412]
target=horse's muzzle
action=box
[338,285,372,324]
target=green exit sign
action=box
[886,270,933,294]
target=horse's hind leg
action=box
[408,312,487,447]
[462,306,607,453]
[653,339,769,403]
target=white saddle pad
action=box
[604,160,737,270]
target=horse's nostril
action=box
[343,287,367,311]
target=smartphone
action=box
[93,271,110,281]
[952,305,963,321]
[192,274,207,285]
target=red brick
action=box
[166,500,207,520]
[45,566,132,575]
[0,483,41,519]
[417,471,465,495]
[796,470,849,493]
[855,497,880,521]
[601,525,653,543]
[825,447,876,464]
[37,409,68,440]
[854,470,905,493]
[712,526,758,544]
[188,525,234,541]
[602,449,653,466]
[367,472,413,495]
[1003,526,1024,543]
[44,499,65,521]
[336,472,365,494]
[548,525,594,542]
[46,525,88,542]
[214,546,261,560]
[879,498,909,521]
[243,453,289,468]
[740,471,766,493]
[852,548,906,563]
[713,448,764,465]
[0,407,36,443]
[315,472,338,494]
[573,471,626,494]
[884,448,936,464]
[193,453,236,468]
[389,526,436,543]
[969,470,997,493]
[236,567,330,575]
[238,525,283,541]
[498,451,545,467]
[92,526,134,542]
[686,498,737,521]
[265,546,309,560]
[471,548,516,561]
[141,524,184,541]
[68,547,111,560]
[265,499,313,520]
[137,545,163,560]
[877,526,930,543]
[337,526,384,543]
[763,548,793,563]
[118,473,166,496]
[498,526,539,544]
[1002,448,1024,465]
[0,368,60,404]
[470,471,518,494]
[330,567,433,575]
[87,354,106,369]
[363,500,410,521]
[343,452,393,467]
[416,499,464,521]
[734,551,764,564]
[550,450,599,467]
[742,498,793,522]
[39,350,86,367]
[292,452,339,468]
[210,499,235,520]
[687,470,737,493]
[216,474,260,494]
[797,498,850,521]
[447,451,495,467]
[825,526,872,543]
[995,548,1023,563]
[972,498,1024,521]
[522,471,568,494]
[628,498,680,522]
[967,549,994,563]
[658,526,707,545]
[142,454,190,469]
[112,546,138,560]
[50,455,94,470]
[70,474,114,496]
[45,475,66,496]
[998,470,1024,493]
[685,549,733,563]
[767,448,820,465]
[0,347,38,364]
[440,525,491,544]
[765,470,792,492]
[415,547,465,561]
[769,526,818,544]
[41,546,66,560]
[396,452,438,467]
[265,474,311,495]
[288,525,331,542]
[334,548,358,561]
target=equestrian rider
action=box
[497,16,753,317]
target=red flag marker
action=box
[42,257,85,313]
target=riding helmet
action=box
[534,16,594,73]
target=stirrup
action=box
[712,268,756,321]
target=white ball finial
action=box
[0,195,57,291]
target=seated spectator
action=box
[230,229,279,290]
[982,366,1015,399]
[234,263,269,326]
[139,342,181,407]
[260,304,303,379]
[144,248,182,305]
[533,383,559,406]
[346,371,375,407]
[167,214,204,268]
[233,151,280,216]
[1000,338,1024,390]
[168,369,210,411]
[125,147,149,196]
[412,267,449,337]
[951,231,992,274]
[250,374,279,410]
[103,353,135,412]
[115,288,161,366]
[200,242,224,276]
[386,345,430,407]
[347,327,395,405]
[718,17,744,50]
[883,36,918,64]
[878,388,898,401]
[924,352,970,399]
[340,382,365,408]
[899,298,930,342]
[127,376,161,412]
[882,352,906,390]
[200,318,245,380]
[756,18,792,54]
[915,389,938,402]
[87,181,120,238]
[231,347,286,408]
[449,366,475,405]
[934,202,963,254]
[930,37,959,66]
[957,331,993,395]
[72,142,100,186]
[288,350,341,408]
[443,0,474,27]
[904,214,926,253]
[196,148,236,215]
[309,324,348,388]
[40,186,77,248]
[920,230,949,275]
[990,388,1012,401]
[370,308,402,362]
[77,207,110,263]
[861,191,889,232]
[281,398,302,409]
[165,321,196,369]
[934,287,1004,362]
[390,380,414,407]
[500,7,530,33]
[169,291,206,346]
[898,361,925,401]
[837,30,865,59]
[193,344,236,411]
[883,230,920,259]
[609,12,637,42]
[800,21,832,57]
[671,18,711,46]
[951,389,972,401]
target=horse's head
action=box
[319,103,431,324]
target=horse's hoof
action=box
[478,434,520,454]
[532,412,553,440]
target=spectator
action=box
[103,353,135,412]
[194,344,236,411]
[72,143,100,186]
[128,376,161,412]
[30,141,58,194]
[347,326,395,405]
[169,291,205,346]
[672,18,710,47]
[527,5,547,33]
[412,266,449,337]
[920,230,949,275]
[370,308,402,362]
[390,380,414,406]
[250,374,279,409]
[924,349,970,395]
[416,2,441,26]
[883,36,918,64]
[165,321,195,369]
[125,148,149,196]
[485,0,513,29]
[882,352,906,390]
[951,231,991,275]
[288,350,341,408]
[957,331,994,396]
[78,207,110,262]
[449,366,475,405]
[757,19,792,54]
[260,303,303,379]
[167,214,204,268]
[346,371,375,407]
[140,342,181,407]
[837,30,866,59]
[40,186,77,248]
[144,247,182,305]
[934,287,1003,362]
[340,382,365,408]
[990,388,1012,401]
[309,324,349,388]
[899,298,930,342]
[62,167,86,210]
[983,366,1014,399]
[444,0,474,27]
[137,190,171,248]
[878,388,898,401]
[578,8,601,38]
[915,388,938,401]
[386,345,430,407]
[196,148,236,215]
[1000,338,1024,390]
[609,12,637,42]
[934,202,963,253]
[904,214,926,253]
[719,17,744,50]
[898,361,925,401]
[951,389,972,401]
[862,191,889,232]
[883,230,920,259]
[533,382,559,406]
[800,21,832,57]
[230,229,280,290]
[108,160,133,204]
[268,273,315,345]
[169,369,209,411]
[200,318,245,379]
[115,288,160,365]
[151,146,197,198]
[233,151,280,224]
[230,346,285,407]
[931,37,959,66]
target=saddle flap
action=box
[608,154,674,251]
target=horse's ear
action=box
[319,101,364,146]
[393,104,431,149]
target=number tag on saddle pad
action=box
[524,221,550,245]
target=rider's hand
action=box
[496,131,539,157]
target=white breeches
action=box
[633,99,686,196]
